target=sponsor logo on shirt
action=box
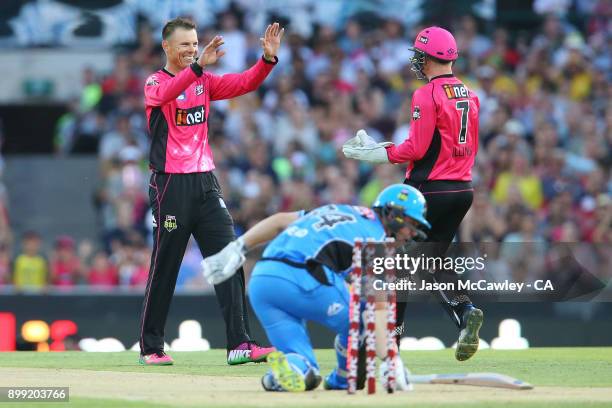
[442,84,469,99]
[195,85,204,96]
[177,92,186,101]
[176,105,206,126]
[412,106,421,120]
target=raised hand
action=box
[198,35,225,67]
[261,22,284,61]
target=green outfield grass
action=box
[0,348,611,407]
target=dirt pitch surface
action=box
[3,367,612,408]
[0,349,612,408]
[0,368,612,407]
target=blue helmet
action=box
[372,184,431,235]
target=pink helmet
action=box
[412,26,458,61]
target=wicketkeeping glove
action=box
[342,129,392,164]
[344,129,376,147]
[201,237,247,285]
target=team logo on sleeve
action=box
[412,106,421,120]
[443,84,469,99]
[195,85,204,96]
[164,215,177,232]
[146,75,158,86]
[327,302,344,316]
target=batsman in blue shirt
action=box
[202,184,430,392]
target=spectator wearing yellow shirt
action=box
[559,37,593,101]
[359,166,399,207]
[493,152,543,210]
[12,231,48,290]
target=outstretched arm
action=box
[242,211,300,249]
[201,211,300,285]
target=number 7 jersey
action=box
[386,74,479,182]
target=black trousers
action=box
[139,172,251,355]
[396,180,474,331]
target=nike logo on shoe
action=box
[228,349,251,361]
[228,342,275,365]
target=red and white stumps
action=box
[347,239,363,394]
[346,237,397,395]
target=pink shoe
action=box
[227,341,275,365]
[139,352,174,366]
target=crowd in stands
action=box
[1,0,610,290]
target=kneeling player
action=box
[202,184,429,391]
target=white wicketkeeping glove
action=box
[344,129,377,147]
[379,356,413,392]
[342,129,392,164]
[201,237,247,285]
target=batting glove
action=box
[201,237,247,285]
